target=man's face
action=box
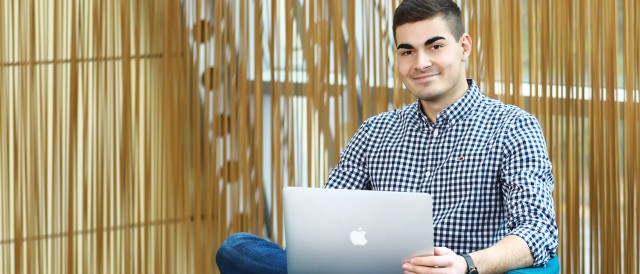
[395,16,471,109]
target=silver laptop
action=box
[283,187,434,274]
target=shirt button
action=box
[425,171,431,177]
[433,129,438,137]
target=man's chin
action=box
[414,89,450,102]
[409,86,440,98]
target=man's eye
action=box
[400,51,413,56]
[431,45,443,50]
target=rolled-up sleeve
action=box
[501,114,558,267]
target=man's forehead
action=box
[394,18,454,45]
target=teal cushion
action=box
[506,255,559,274]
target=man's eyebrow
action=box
[396,36,446,50]
[425,36,446,45]
[396,43,414,50]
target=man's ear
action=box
[460,33,472,61]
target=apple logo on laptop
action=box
[350,227,368,246]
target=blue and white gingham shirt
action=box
[323,79,558,266]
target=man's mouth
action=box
[412,73,439,82]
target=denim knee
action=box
[216,232,256,264]
[215,232,287,274]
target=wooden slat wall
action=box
[1,0,638,273]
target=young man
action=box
[216,0,558,273]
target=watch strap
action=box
[461,253,478,274]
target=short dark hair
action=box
[393,0,465,43]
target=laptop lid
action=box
[283,187,434,274]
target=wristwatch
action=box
[461,253,479,274]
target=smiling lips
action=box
[412,72,439,83]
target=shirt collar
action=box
[411,79,481,128]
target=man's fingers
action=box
[433,246,453,256]
[402,247,463,273]
[402,262,435,274]
[408,255,454,268]
[402,263,455,274]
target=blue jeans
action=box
[216,233,287,274]
[216,233,559,274]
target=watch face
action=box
[469,269,479,274]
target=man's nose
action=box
[415,51,432,70]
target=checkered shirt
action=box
[323,79,558,267]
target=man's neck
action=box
[419,79,470,123]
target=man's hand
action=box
[401,247,468,274]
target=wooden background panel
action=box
[1,0,638,273]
